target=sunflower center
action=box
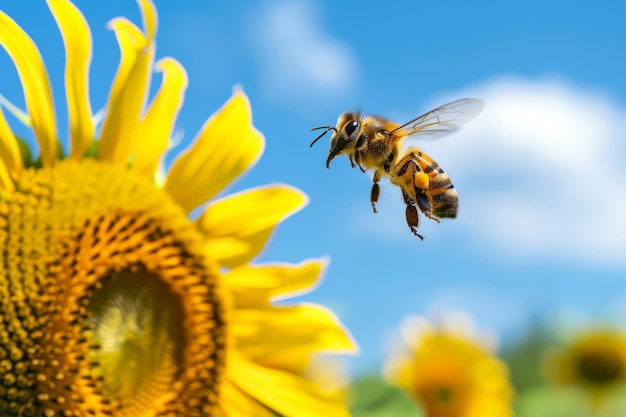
[577,350,624,385]
[436,386,453,403]
[87,264,185,407]
[0,160,226,416]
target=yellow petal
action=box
[230,303,357,368]
[165,91,264,212]
[229,354,351,417]
[137,0,158,42]
[47,0,94,159]
[217,381,276,417]
[197,185,307,268]
[223,259,325,306]
[0,93,29,126]
[98,18,153,165]
[104,18,145,102]
[0,106,22,192]
[0,166,13,195]
[0,10,57,166]
[132,57,187,177]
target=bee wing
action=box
[390,98,485,140]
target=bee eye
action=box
[345,121,359,137]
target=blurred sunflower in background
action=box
[543,328,626,414]
[0,0,357,416]
[383,312,513,417]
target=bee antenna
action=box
[309,126,336,148]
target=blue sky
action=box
[1,0,625,373]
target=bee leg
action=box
[355,152,366,173]
[371,171,382,213]
[425,212,440,223]
[405,205,424,240]
[349,155,356,169]
[371,183,380,213]
[416,192,440,223]
[402,190,424,240]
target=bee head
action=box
[325,112,361,168]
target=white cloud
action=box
[354,76,626,266]
[249,0,358,102]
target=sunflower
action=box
[0,1,357,416]
[544,329,626,395]
[383,313,513,417]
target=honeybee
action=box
[310,98,484,239]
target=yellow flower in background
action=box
[0,1,356,416]
[544,329,626,393]
[384,313,513,417]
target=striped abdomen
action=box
[394,148,458,219]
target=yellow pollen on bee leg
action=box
[414,172,429,191]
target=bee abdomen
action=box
[431,183,458,218]
[426,167,458,218]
